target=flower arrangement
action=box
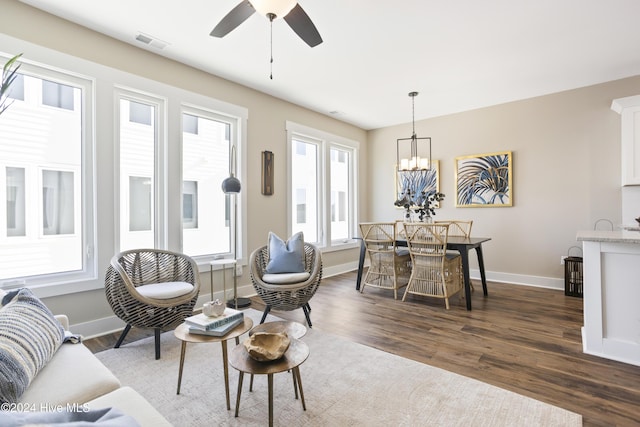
[395,189,445,222]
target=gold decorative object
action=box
[243,331,290,361]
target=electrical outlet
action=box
[560,255,567,265]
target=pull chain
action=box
[268,13,275,80]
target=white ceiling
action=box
[19,0,640,130]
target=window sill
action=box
[321,240,360,254]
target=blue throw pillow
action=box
[265,232,305,274]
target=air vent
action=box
[135,32,169,50]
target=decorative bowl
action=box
[243,331,290,362]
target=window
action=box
[182,180,198,229]
[0,65,94,284]
[129,101,152,125]
[0,44,246,296]
[42,79,74,110]
[183,113,198,135]
[6,167,25,236]
[330,147,351,240]
[291,139,318,242]
[116,91,245,262]
[287,121,358,250]
[117,95,161,251]
[7,74,24,101]
[181,108,239,258]
[129,176,152,232]
[42,170,75,235]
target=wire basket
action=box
[564,246,583,298]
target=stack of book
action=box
[185,307,244,337]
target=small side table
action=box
[173,317,253,410]
[248,321,307,393]
[229,338,309,427]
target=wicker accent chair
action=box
[105,249,201,359]
[250,243,322,328]
[359,222,411,300]
[402,223,463,309]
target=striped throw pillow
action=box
[0,288,65,403]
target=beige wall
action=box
[368,77,638,284]
[2,0,366,331]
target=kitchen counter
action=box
[577,230,640,367]
[577,229,640,244]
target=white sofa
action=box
[17,315,171,427]
[0,288,170,426]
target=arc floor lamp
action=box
[221,144,251,309]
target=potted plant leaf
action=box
[1,53,22,116]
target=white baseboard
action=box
[328,260,565,291]
[477,269,564,290]
[74,262,564,339]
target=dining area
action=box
[356,220,491,311]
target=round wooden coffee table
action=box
[173,317,253,410]
[229,338,309,427]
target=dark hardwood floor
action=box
[85,271,640,426]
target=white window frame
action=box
[0,35,248,297]
[0,56,96,294]
[114,87,167,251]
[286,121,359,252]
[180,103,245,264]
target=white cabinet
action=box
[577,230,640,367]
[612,95,640,186]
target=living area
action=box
[2,0,640,426]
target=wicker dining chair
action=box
[435,220,473,238]
[249,242,322,328]
[402,223,463,309]
[359,222,411,300]
[435,219,474,290]
[105,249,201,359]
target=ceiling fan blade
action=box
[283,4,323,47]
[210,0,255,38]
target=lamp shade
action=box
[249,0,297,18]
[222,175,241,194]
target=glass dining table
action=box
[355,235,491,310]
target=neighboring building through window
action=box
[181,109,237,258]
[0,47,246,296]
[291,139,318,242]
[0,67,91,283]
[118,96,159,251]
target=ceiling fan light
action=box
[249,0,297,18]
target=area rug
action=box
[96,309,582,426]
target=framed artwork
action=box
[455,151,512,207]
[395,160,440,208]
[261,150,274,195]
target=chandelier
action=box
[396,91,431,173]
[395,91,439,219]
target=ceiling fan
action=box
[210,0,323,48]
